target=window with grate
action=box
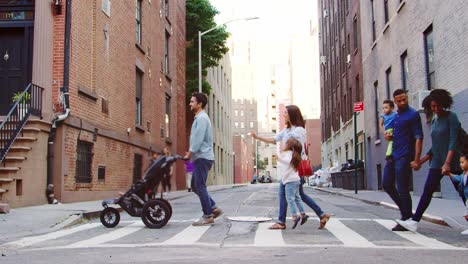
[133,154,143,183]
[424,25,435,90]
[165,94,170,138]
[75,140,93,183]
[400,51,409,91]
[164,30,170,74]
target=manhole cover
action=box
[227,216,272,222]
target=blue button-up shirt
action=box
[392,106,423,159]
[189,111,214,161]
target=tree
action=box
[186,0,230,99]
[255,154,266,171]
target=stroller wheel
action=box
[100,207,120,228]
[154,198,172,220]
[141,199,171,229]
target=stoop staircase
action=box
[0,84,48,209]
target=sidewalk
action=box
[0,184,246,243]
[310,186,468,230]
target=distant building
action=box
[232,99,258,136]
[206,55,234,186]
[318,0,365,172]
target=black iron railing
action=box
[0,83,44,162]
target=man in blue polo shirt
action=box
[383,89,423,231]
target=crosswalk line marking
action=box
[67,222,143,248]
[374,219,460,250]
[4,223,101,249]
[160,225,211,245]
[325,218,376,248]
[254,222,285,246]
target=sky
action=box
[209,0,321,122]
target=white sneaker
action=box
[461,229,468,235]
[395,219,418,232]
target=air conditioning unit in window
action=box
[323,9,329,18]
[346,54,351,64]
[411,90,431,110]
[320,56,327,65]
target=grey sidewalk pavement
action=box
[0,184,246,243]
[310,186,468,230]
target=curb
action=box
[311,187,449,227]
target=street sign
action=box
[354,102,364,112]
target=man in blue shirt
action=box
[184,92,222,226]
[383,89,423,231]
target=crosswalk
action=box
[1,217,465,251]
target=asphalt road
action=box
[1,184,467,264]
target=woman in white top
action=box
[250,105,331,229]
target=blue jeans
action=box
[412,168,442,222]
[285,181,305,216]
[299,177,325,217]
[278,178,325,223]
[383,157,412,220]
[191,158,216,218]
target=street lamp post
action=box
[198,17,259,93]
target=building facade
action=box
[206,54,234,186]
[232,99,258,136]
[305,119,322,169]
[318,0,365,171]
[0,0,187,207]
[360,0,468,197]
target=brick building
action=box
[305,119,322,169]
[318,0,365,170]
[360,0,468,197]
[0,0,187,207]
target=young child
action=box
[277,138,308,229]
[447,153,468,235]
[379,100,396,160]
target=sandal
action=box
[319,213,331,229]
[268,223,286,230]
[292,216,301,229]
[300,214,309,225]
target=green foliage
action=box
[256,154,266,170]
[12,91,30,104]
[186,0,230,100]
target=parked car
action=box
[258,175,272,183]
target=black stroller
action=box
[100,155,185,229]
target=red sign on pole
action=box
[354,102,364,112]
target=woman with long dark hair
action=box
[397,89,463,232]
[250,105,331,229]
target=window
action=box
[133,154,143,183]
[264,157,268,165]
[165,94,170,138]
[250,122,254,128]
[272,155,277,167]
[136,0,142,45]
[235,122,238,127]
[76,140,93,183]
[135,69,143,126]
[424,25,435,90]
[241,122,244,128]
[234,110,238,116]
[98,166,106,181]
[400,51,409,91]
[165,0,169,18]
[355,75,360,102]
[385,67,391,99]
[240,110,244,116]
[345,143,349,160]
[349,87,352,119]
[101,0,111,16]
[384,0,389,24]
[353,16,358,51]
[374,81,380,139]
[370,0,376,42]
[164,31,170,74]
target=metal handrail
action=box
[0,83,44,162]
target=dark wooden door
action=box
[0,27,26,115]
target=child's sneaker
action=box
[461,229,468,235]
